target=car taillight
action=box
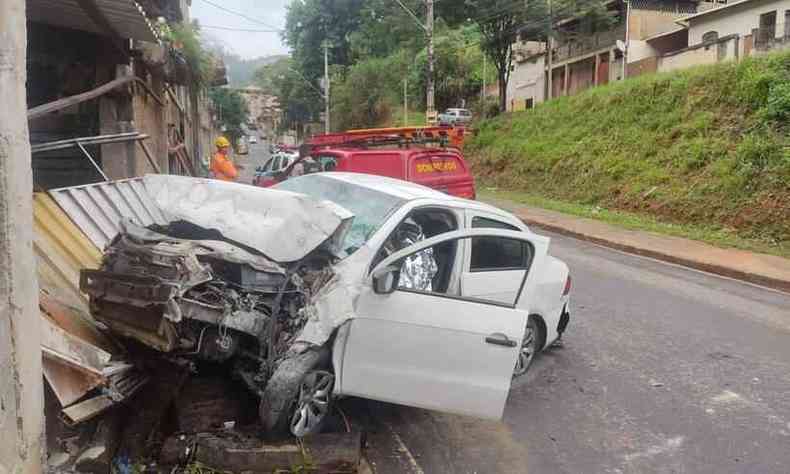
[562,275,572,296]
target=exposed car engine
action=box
[80,220,336,391]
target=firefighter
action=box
[210,136,239,182]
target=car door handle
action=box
[485,333,517,347]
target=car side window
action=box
[470,217,529,272]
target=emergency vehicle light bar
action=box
[307,126,467,149]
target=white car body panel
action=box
[337,228,548,419]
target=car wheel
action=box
[513,317,540,377]
[290,370,334,437]
[259,346,333,437]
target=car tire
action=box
[259,346,334,437]
[513,316,543,377]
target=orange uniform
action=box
[210,152,238,181]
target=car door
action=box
[338,228,549,420]
[460,214,529,304]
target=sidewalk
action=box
[486,198,790,294]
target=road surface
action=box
[351,230,790,474]
[235,135,270,184]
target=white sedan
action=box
[83,173,571,438]
[269,173,572,435]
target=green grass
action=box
[479,187,790,259]
[467,50,790,256]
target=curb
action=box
[518,217,790,294]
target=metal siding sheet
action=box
[33,193,102,310]
[49,178,168,250]
[26,0,157,42]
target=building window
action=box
[758,11,777,44]
[702,31,719,43]
[525,98,534,109]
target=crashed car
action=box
[81,173,571,437]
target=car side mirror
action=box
[372,265,400,295]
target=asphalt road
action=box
[351,230,790,474]
[235,137,270,184]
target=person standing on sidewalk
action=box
[210,136,239,182]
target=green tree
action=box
[254,56,323,131]
[208,88,249,145]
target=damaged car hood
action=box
[144,174,354,262]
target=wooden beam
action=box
[28,76,164,120]
[137,140,163,174]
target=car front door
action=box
[338,228,548,419]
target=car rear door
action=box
[338,228,549,419]
[460,214,530,304]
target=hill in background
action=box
[468,51,790,255]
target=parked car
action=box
[236,139,249,155]
[252,150,298,186]
[81,173,571,438]
[438,108,473,126]
[249,136,258,144]
[256,145,476,200]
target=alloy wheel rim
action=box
[290,370,334,437]
[514,325,535,377]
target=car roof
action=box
[315,172,513,216]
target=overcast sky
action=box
[190,0,290,59]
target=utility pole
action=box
[404,78,409,126]
[323,41,331,133]
[482,55,487,101]
[393,0,435,120]
[546,0,553,100]
[622,0,630,80]
[426,0,435,117]
[0,0,45,472]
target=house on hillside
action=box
[508,0,700,110]
[508,0,790,110]
[649,0,790,72]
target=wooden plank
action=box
[137,140,163,174]
[62,395,115,425]
[40,313,111,376]
[42,357,102,407]
[192,431,362,473]
[28,76,164,120]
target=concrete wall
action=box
[630,9,688,39]
[687,0,790,44]
[507,54,545,112]
[0,2,45,472]
[658,35,738,71]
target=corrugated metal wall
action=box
[33,193,102,310]
[49,177,168,250]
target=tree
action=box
[208,88,249,145]
[254,56,324,131]
[465,0,531,112]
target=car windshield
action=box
[274,174,405,255]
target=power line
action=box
[200,25,280,33]
[196,0,283,31]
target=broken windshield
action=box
[274,174,405,255]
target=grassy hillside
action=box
[467,51,790,255]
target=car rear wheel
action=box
[513,317,540,377]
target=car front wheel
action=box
[259,346,333,437]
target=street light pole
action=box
[323,41,330,134]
